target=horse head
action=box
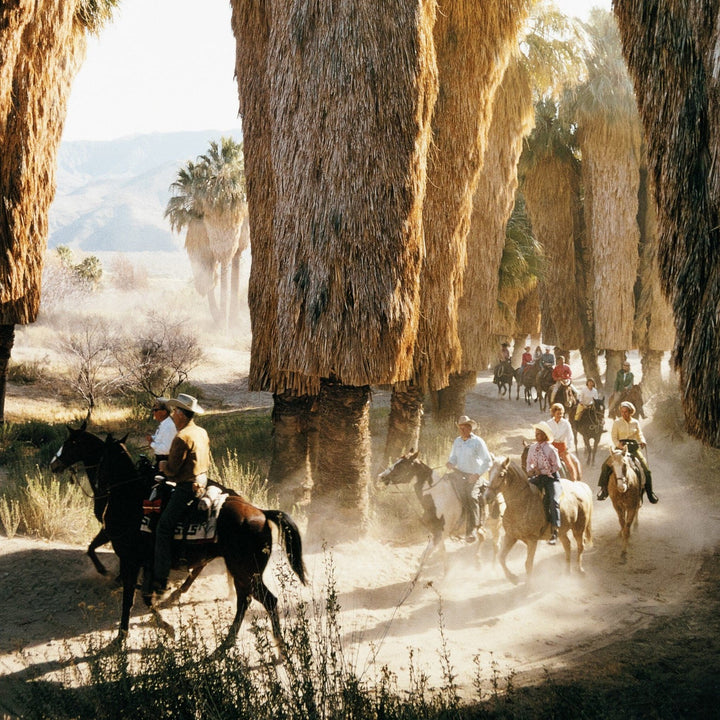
[378,451,420,486]
[97,433,139,495]
[50,420,100,475]
[609,447,633,493]
[484,455,509,503]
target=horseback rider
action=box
[540,346,555,367]
[152,393,210,601]
[145,397,177,471]
[525,420,562,545]
[548,403,581,482]
[446,415,492,543]
[596,400,658,503]
[574,378,599,423]
[608,360,634,415]
[549,355,575,405]
[494,342,512,383]
[520,345,533,378]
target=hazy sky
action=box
[63,0,611,143]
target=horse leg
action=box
[250,574,286,659]
[559,531,572,573]
[499,535,519,584]
[87,528,110,575]
[524,540,539,579]
[158,562,208,608]
[570,525,586,575]
[117,559,141,642]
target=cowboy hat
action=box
[524,345,530,351]
[152,397,170,411]
[619,401,636,415]
[167,393,205,415]
[456,415,477,430]
[532,420,555,443]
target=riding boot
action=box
[644,470,659,504]
[597,463,611,500]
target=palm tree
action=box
[613,0,719,445]
[0,0,118,422]
[574,9,642,394]
[197,138,247,329]
[165,138,248,330]
[233,0,439,541]
[387,1,532,458]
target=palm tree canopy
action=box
[198,137,246,214]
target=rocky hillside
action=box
[49,129,243,253]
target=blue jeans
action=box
[530,473,561,528]
[154,482,194,585]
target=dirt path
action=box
[1,364,719,705]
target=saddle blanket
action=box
[140,485,228,542]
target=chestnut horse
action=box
[484,456,593,584]
[52,428,306,646]
[606,445,642,563]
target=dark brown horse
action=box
[50,421,117,576]
[515,363,538,404]
[608,384,645,419]
[571,397,606,465]
[535,365,554,411]
[492,360,515,399]
[52,428,306,646]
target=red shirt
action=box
[521,352,533,367]
[552,363,572,381]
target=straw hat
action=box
[456,415,477,430]
[167,393,205,415]
[619,401,636,415]
[532,420,555,443]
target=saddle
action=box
[141,480,229,543]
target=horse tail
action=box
[583,497,593,547]
[264,509,307,585]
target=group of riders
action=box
[452,344,658,546]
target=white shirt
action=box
[548,416,575,451]
[151,415,177,455]
[448,433,492,476]
[578,385,599,406]
[526,441,561,476]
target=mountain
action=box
[49,129,243,253]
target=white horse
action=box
[379,451,503,567]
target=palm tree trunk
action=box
[219,260,230,331]
[0,324,15,423]
[384,384,424,467]
[432,370,477,424]
[307,380,371,543]
[580,347,601,385]
[268,391,315,510]
[641,349,664,393]
[229,247,241,330]
[206,286,223,326]
[604,349,624,397]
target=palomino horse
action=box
[606,444,643,563]
[484,456,593,584]
[492,360,515,399]
[379,452,503,567]
[52,429,306,646]
[571,397,606,465]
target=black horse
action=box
[535,365,554,411]
[50,421,116,575]
[571,398,606,466]
[52,427,306,646]
[493,360,515,398]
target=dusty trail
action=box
[1,356,718,701]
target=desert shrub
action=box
[41,247,103,316]
[109,254,149,291]
[0,496,21,537]
[7,358,50,384]
[112,311,204,401]
[211,449,270,505]
[17,467,95,542]
[0,420,67,468]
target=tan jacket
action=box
[611,417,646,449]
[164,420,210,484]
